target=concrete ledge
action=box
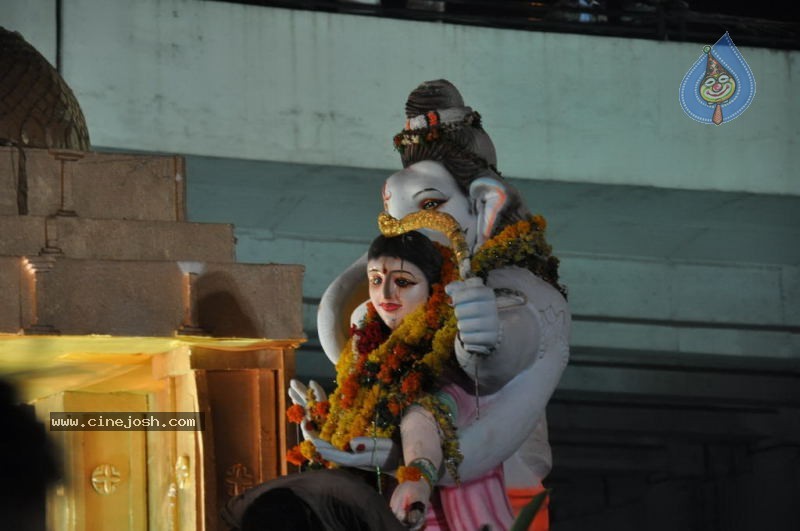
[0,215,235,262]
[0,147,185,221]
[0,215,44,256]
[557,350,800,409]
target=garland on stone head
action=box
[472,214,567,299]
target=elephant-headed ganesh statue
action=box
[310,79,570,530]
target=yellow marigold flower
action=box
[299,440,317,461]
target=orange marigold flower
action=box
[397,465,423,483]
[286,444,305,466]
[388,400,402,416]
[532,214,547,230]
[287,404,305,424]
[401,372,422,395]
[388,354,402,369]
[341,378,359,408]
[313,401,330,418]
[378,366,393,384]
[426,289,446,328]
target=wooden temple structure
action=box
[0,146,303,531]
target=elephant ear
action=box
[317,253,369,364]
[469,174,508,249]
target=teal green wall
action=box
[4,0,798,195]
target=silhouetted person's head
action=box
[241,485,374,531]
[0,380,61,531]
[241,488,322,531]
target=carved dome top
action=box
[0,27,90,151]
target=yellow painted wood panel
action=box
[35,391,148,531]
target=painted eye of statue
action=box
[718,74,730,83]
[703,77,716,87]
[420,198,446,210]
[394,278,417,288]
[369,276,383,286]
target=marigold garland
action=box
[322,296,459,461]
[472,215,566,298]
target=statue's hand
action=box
[288,379,327,440]
[390,479,431,530]
[312,437,400,470]
[445,277,500,356]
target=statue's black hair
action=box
[367,231,442,290]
